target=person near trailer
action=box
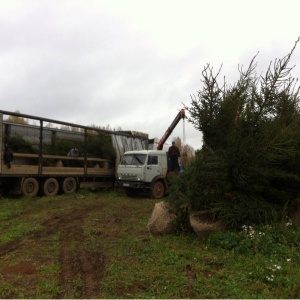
[168,141,180,173]
[67,147,79,167]
[3,146,14,169]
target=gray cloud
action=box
[1,1,299,151]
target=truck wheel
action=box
[22,177,39,197]
[151,181,165,199]
[61,177,77,194]
[43,178,59,196]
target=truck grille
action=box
[120,174,138,180]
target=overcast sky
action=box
[0,0,299,150]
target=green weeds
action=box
[0,190,300,298]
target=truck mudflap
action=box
[114,180,145,189]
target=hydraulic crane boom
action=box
[157,108,185,150]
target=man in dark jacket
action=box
[67,148,79,167]
[168,141,180,173]
[3,147,13,169]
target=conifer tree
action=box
[169,38,300,227]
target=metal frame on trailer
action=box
[0,110,150,196]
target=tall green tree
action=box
[169,38,300,228]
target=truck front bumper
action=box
[114,180,145,189]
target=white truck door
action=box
[145,154,162,182]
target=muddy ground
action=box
[0,193,154,298]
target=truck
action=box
[0,110,149,197]
[114,108,185,198]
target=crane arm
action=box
[157,108,185,150]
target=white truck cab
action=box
[114,150,168,199]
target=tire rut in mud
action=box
[0,240,24,257]
[57,208,107,299]
[0,205,107,299]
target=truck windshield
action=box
[121,154,146,166]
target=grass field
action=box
[0,189,300,299]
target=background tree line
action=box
[4,112,116,160]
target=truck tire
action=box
[22,177,39,197]
[151,181,165,199]
[61,177,77,194]
[43,178,59,196]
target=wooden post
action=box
[38,120,43,175]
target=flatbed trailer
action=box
[0,110,148,197]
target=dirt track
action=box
[0,202,110,298]
[58,208,106,298]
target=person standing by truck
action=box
[3,146,14,169]
[67,147,79,167]
[168,141,180,173]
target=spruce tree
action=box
[170,38,300,227]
